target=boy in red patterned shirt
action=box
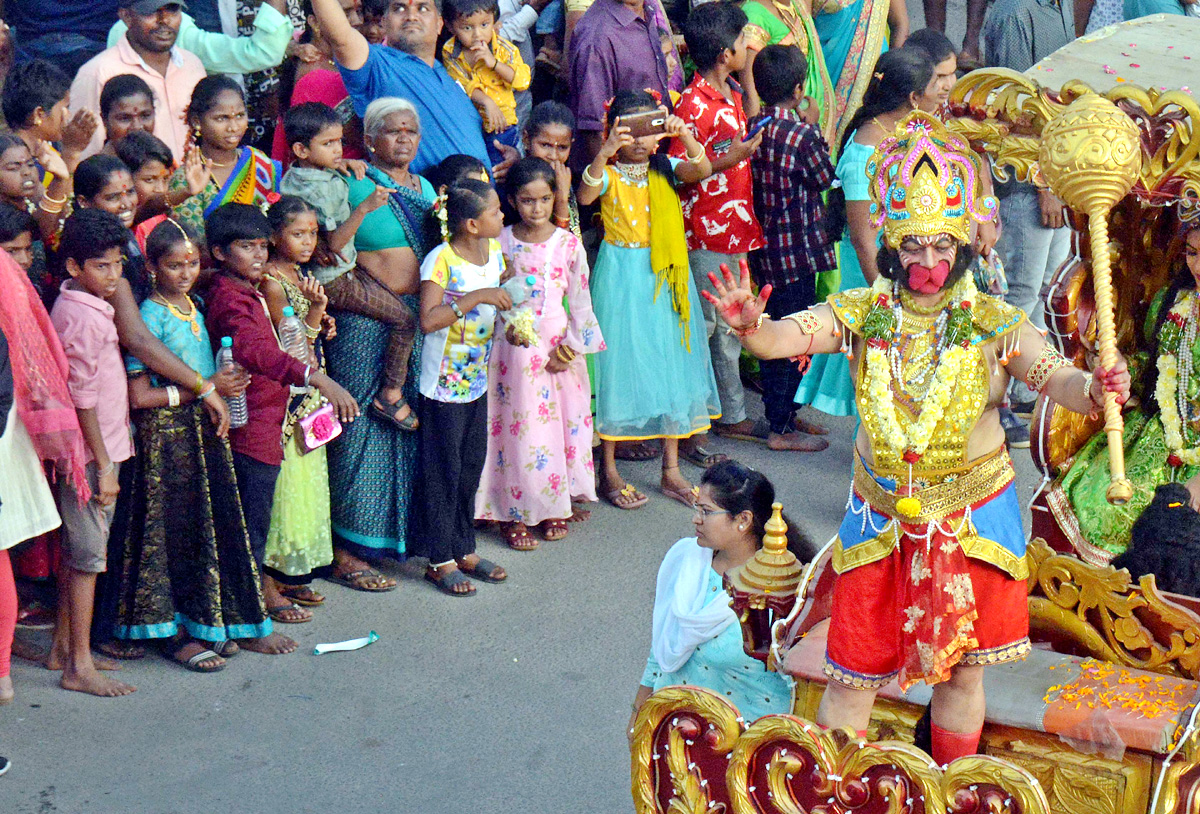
[670,2,763,450]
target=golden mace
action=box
[1039,95,1141,504]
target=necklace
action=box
[200,148,234,168]
[614,161,649,182]
[153,293,202,339]
[900,288,953,317]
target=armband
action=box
[780,309,823,335]
[1025,343,1073,392]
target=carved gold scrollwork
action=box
[943,756,1053,814]
[631,687,743,814]
[1026,539,1200,679]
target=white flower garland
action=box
[861,277,976,462]
[1154,291,1200,468]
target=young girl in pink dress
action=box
[475,158,605,549]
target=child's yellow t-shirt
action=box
[442,34,532,132]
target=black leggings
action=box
[414,395,488,564]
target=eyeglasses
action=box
[692,502,731,520]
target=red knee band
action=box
[931,723,981,766]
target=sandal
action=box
[209,639,239,657]
[458,557,507,583]
[329,567,398,592]
[501,521,539,551]
[424,567,476,597]
[370,396,419,432]
[681,445,729,468]
[169,641,226,673]
[660,471,697,508]
[614,440,661,461]
[604,482,648,510]
[267,602,313,624]
[278,584,326,606]
[539,519,569,541]
[96,640,147,660]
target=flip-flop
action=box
[424,568,476,597]
[209,639,239,657]
[329,567,398,592]
[267,602,312,624]
[614,441,661,461]
[370,397,419,432]
[604,483,648,510]
[681,446,729,468]
[660,483,696,508]
[279,584,326,606]
[711,418,771,443]
[459,557,507,583]
[169,643,226,673]
[96,640,147,660]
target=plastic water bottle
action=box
[278,306,308,361]
[216,336,248,429]
[501,274,538,309]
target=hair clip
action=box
[1169,501,1185,508]
[873,71,884,81]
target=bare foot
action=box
[791,415,830,436]
[767,431,830,452]
[237,632,298,655]
[60,666,136,697]
[0,676,13,705]
[712,418,761,437]
[45,648,122,671]
[660,466,696,507]
[567,502,592,522]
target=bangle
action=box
[99,462,115,476]
[685,146,705,164]
[449,300,465,319]
[554,344,576,364]
[304,322,321,340]
[198,383,216,399]
[193,372,206,396]
[166,385,180,407]
[1083,371,1098,406]
[304,366,313,387]
[42,192,67,205]
[553,215,570,229]
[581,166,604,188]
[38,199,63,214]
[728,314,766,337]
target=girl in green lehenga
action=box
[1048,224,1200,564]
[259,196,338,621]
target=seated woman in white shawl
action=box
[628,461,815,738]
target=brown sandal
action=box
[501,521,540,551]
[539,519,569,541]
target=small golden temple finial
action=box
[724,503,805,667]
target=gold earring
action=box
[34,115,42,126]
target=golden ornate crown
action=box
[867,111,997,247]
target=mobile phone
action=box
[743,115,773,142]
[620,110,668,138]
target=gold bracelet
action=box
[193,372,206,396]
[685,146,705,164]
[41,192,67,205]
[38,200,63,214]
[581,165,604,187]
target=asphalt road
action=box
[0,3,999,811]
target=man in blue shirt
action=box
[311,0,499,175]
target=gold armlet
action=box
[780,309,823,335]
[1026,343,1072,393]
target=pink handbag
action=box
[297,402,342,453]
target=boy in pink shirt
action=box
[48,210,138,698]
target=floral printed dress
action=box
[475,227,605,525]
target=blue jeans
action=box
[995,184,1070,399]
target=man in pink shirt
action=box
[48,210,138,698]
[69,0,207,161]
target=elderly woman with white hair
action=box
[323,96,438,584]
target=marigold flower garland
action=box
[862,276,977,517]
[1155,290,1200,468]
